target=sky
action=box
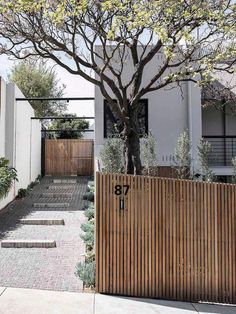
[0,54,95,117]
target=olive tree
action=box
[197,138,214,182]
[174,130,192,179]
[0,0,235,174]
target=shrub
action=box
[197,138,214,182]
[84,206,94,221]
[87,181,95,193]
[17,188,29,198]
[75,260,95,287]
[87,175,94,181]
[82,192,94,202]
[80,220,94,250]
[77,179,95,288]
[0,158,18,200]
[36,174,42,181]
[100,137,124,173]
[174,130,192,179]
[141,132,158,175]
[28,181,38,189]
[87,181,94,188]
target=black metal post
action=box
[41,137,45,177]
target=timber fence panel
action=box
[96,172,236,304]
[45,139,94,176]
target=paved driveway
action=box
[0,176,88,292]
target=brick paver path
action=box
[0,176,88,292]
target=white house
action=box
[202,72,236,180]
[0,77,41,210]
[94,46,236,181]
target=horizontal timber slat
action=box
[45,139,94,176]
[96,172,236,304]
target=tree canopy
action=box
[48,114,90,139]
[0,0,235,173]
[8,60,67,117]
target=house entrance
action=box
[43,138,94,176]
[16,96,95,177]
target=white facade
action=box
[83,121,95,140]
[0,78,41,210]
[94,46,202,173]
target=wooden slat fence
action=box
[96,172,236,304]
[45,139,94,176]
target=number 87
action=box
[114,185,129,195]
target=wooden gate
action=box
[45,139,94,176]
[96,172,236,304]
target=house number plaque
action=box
[114,185,130,210]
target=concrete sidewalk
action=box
[0,287,235,314]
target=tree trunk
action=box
[123,118,142,175]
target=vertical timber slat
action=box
[96,173,236,304]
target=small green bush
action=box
[87,175,94,181]
[17,188,29,198]
[36,174,42,181]
[84,206,94,220]
[80,220,94,250]
[76,179,95,288]
[75,260,95,287]
[87,180,94,188]
[28,181,37,189]
[82,192,94,202]
[87,182,95,193]
[81,220,94,233]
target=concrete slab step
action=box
[33,203,69,208]
[53,179,77,184]
[41,193,73,198]
[1,240,56,248]
[47,185,75,190]
[20,219,65,225]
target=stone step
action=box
[1,240,56,248]
[20,219,65,225]
[41,193,73,198]
[53,179,77,184]
[47,185,75,190]
[33,203,69,208]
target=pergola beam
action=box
[31,116,95,120]
[16,97,95,101]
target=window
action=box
[104,99,148,138]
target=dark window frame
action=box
[103,99,149,138]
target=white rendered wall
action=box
[15,87,33,190]
[0,78,6,157]
[0,79,14,209]
[187,81,202,173]
[94,46,202,171]
[0,80,41,211]
[30,120,42,181]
